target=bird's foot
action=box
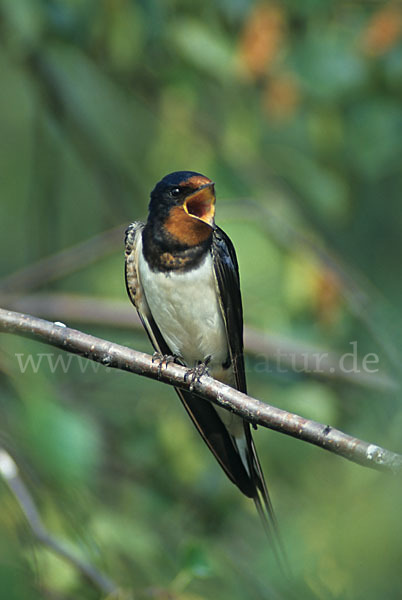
[152,352,178,378]
[185,356,211,392]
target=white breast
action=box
[138,248,228,371]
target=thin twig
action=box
[0,448,119,597]
[1,293,397,392]
[0,307,401,473]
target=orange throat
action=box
[164,206,213,246]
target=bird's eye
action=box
[171,187,181,197]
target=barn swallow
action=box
[125,171,284,561]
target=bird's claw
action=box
[185,356,211,391]
[152,352,178,378]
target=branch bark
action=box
[1,307,401,473]
[1,293,396,392]
[0,448,119,597]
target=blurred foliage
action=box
[0,0,402,598]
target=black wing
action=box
[211,227,288,571]
[211,226,247,393]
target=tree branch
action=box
[0,448,120,597]
[1,307,401,473]
[1,293,396,392]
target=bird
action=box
[125,171,284,563]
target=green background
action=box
[1,0,402,598]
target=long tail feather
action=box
[245,425,291,577]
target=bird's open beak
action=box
[183,183,216,226]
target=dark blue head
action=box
[150,171,207,205]
[148,171,215,226]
